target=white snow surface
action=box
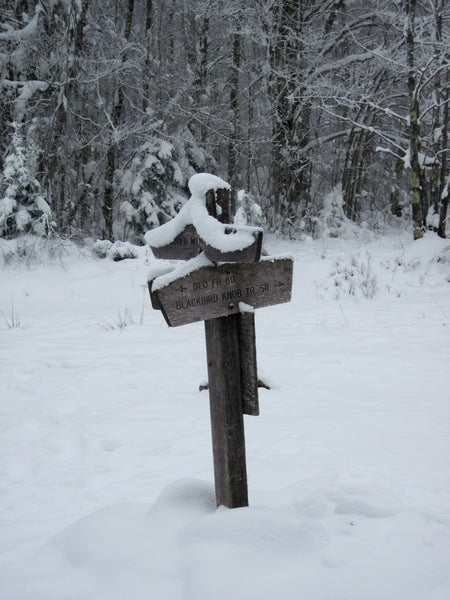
[145,173,259,252]
[187,173,230,197]
[1,231,450,600]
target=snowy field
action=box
[1,230,449,600]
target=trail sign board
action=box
[151,258,293,327]
[150,224,263,263]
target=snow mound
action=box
[149,478,217,518]
[93,240,139,261]
[180,505,329,556]
[3,479,450,600]
[312,185,374,242]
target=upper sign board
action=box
[150,224,262,263]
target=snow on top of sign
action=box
[144,202,191,248]
[147,262,177,283]
[145,173,257,252]
[150,253,213,291]
[188,173,230,197]
[239,302,255,313]
[261,253,294,263]
[189,195,258,252]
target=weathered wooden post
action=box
[205,311,248,507]
[209,187,260,417]
[146,173,293,508]
[204,185,249,507]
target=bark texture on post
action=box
[204,184,249,507]
[205,314,248,508]
[204,186,259,417]
[238,312,259,416]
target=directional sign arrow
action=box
[151,258,293,327]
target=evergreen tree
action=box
[0,123,52,238]
[119,139,187,243]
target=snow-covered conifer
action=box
[0,123,52,239]
[120,139,189,244]
[235,190,265,228]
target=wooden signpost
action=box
[148,178,293,508]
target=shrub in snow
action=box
[313,185,367,240]
[0,302,27,329]
[0,237,37,267]
[432,246,450,283]
[109,242,138,261]
[0,234,83,268]
[381,254,421,274]
[329,252,378,299]
[435,245,450,265]
[92,240,112,259]
[235,190,265,228]
[99,307,139,331]
[93,240,138,261]
[0,123,53,239]
[426,206,440,232]
[120,139,187,243]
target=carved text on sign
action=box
[150,225,206,260]
[151,258,293,327]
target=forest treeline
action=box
[0,0,449,242]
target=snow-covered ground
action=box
[1,230,449,600]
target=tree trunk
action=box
[102,0,135,239]
[436,0,449,238]
[228,30,241,191]
[405,0,426,236]
[437,61,449,238]
[142,0,153,113]
[269,0,311,231]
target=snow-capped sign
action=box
[150,224,206,260]
[151,258,293,328]
[146,172,262,262]
[150,223,263,262]
[203,227,263,263]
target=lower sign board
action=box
[151,258,293,327]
